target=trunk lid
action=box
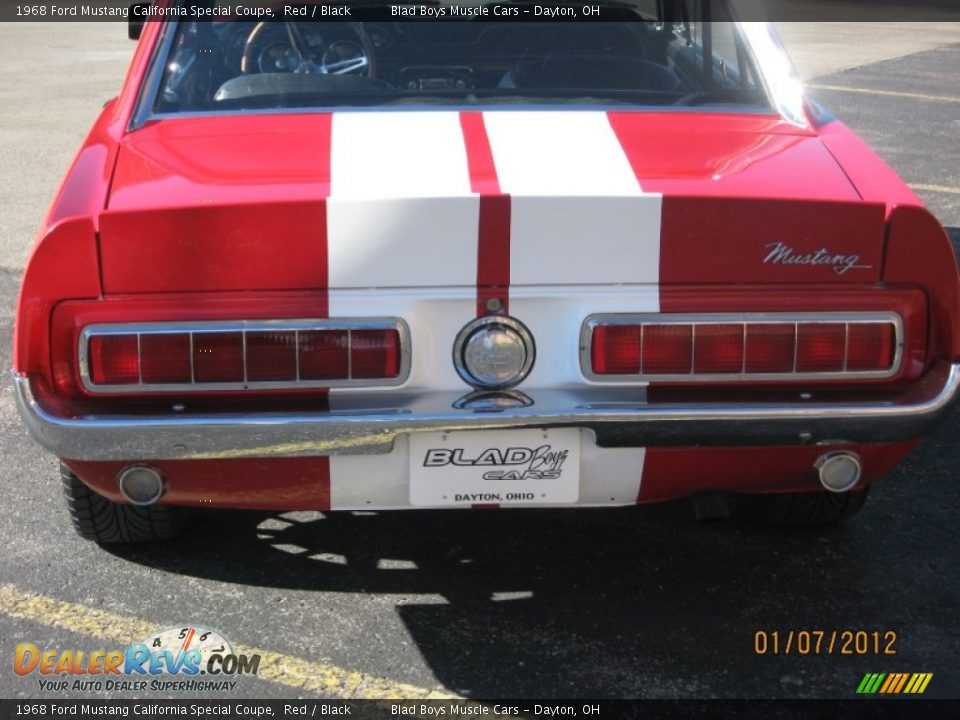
[100,111,884,294]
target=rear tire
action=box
[61,464,184,544]
[735,488,869,526]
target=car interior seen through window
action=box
[154,2,768,113]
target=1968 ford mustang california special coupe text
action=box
[13,1,960,542]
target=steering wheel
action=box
[241,21,377,78]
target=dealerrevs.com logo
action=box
[15,626,260,693]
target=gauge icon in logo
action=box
[140,626,234,672]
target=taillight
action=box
[298,330,349,381]
[140,333,191,384]
[88,335,139,385]
[796,323,846,373]
[590,325,640,375]
[744,324,794,373]
[80,320,406,392]
[847,323,895,371]
[587,314,900,381]
[245,331,297,382]
[693,324,743,374]
[642,325,693,375]
[193,333,244,383]
[351,329,401,379]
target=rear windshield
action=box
[153,2,770,114]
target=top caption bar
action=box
[1,0,958,22]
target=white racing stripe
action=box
[330,112,473,199]
[482,111,640,196]
[483,111,662,287]
[327,113,478,507]
[484,111,658,502]
[327,112,478,288]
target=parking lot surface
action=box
[0,23,958,700]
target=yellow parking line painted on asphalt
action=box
[807,84,960,104]
[910,183,960,196]
[0,584,456,700]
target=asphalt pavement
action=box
[0,22,958,701]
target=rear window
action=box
[152,2,770,114]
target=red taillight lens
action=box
[591,325,641,375]
[590,319,898,378]
[796,323,846,373]
[745,324,795,373]
[81,321,405,391]
[88,335,139,385]
[693,324,744,374]
[140,333,191,384]
[847,323,895,371]
[351,329,401,379]
[642,324,693,375]
[299,330,349,380]
[193,333,244,383]
[246,331,297,382]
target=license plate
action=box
[409,428,580,507]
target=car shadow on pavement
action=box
[101,489,956,698]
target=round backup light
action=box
[117,465,165,506]
[454,316,535,390]
[815,452,862,493]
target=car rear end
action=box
[12,10,960,540]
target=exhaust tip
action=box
[815,451,862,493]
[117,465,164,506]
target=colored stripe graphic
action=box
[857,673,932,694]
[892,673,910,694]
[878,674,895,694]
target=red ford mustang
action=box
[13,3,960,543]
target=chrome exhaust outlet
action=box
[814,451,862,493]
[117,465,164,506]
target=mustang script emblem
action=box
[763,242,872,276]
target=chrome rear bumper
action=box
[13,362,960,462]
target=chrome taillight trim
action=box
[79,318,411,393]
[580,312,904,384]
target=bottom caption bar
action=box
[2,700,960,720]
